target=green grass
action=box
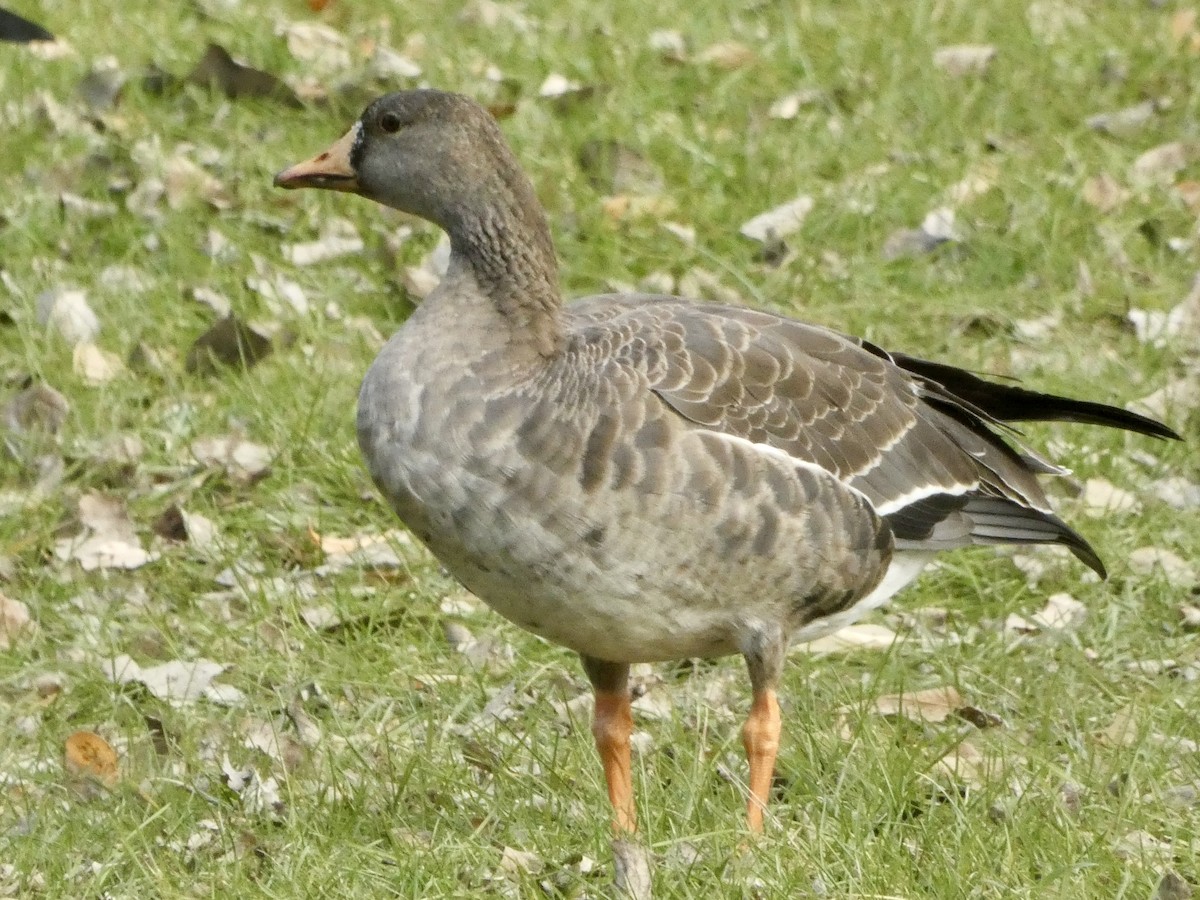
[2,0,1198,896]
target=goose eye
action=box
[379,112,403,134]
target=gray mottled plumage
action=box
[276,89,1176,829]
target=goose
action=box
[274,89,1178,834]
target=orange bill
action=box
[274,123,361,191]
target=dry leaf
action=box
[1086,100,1159,136]
[1129,548,1196,587]
[36,288,100,345]
[105,654,237,706]
[739,195,814,242]
[1031,592,1087,632]
[1081,173,1129,213]
[3,382,68,436]
[1127,273,1200,347]
[1131,142,1192,187]
[63,731,119,788]
[54,492,156,571]
[187,43,301,107]
[696,41,754,70]
[612,839,653,900]
[648,30,687,63]
[499,846,544,876]
[370,46,422,79]
[872,685,963,723]
[601,194,675,221]
[185,315,273,374]
[221,757,285,816]
[944,163,998,206]
[283,222,364,266]
[1154,477,1200,509]
[1112,830,1173,865]
[316,529,409,573]
[933,44,996,76]
[72,343,124,385]
[279,22,351,73]
[1180,604,1200,630]
[933,738,999,787]
[1130,376,1200,421]
[190,435,272,482]
[798,623,907,654]
[0,593,33,650]
[767,88,823,120]
[163,155,231,211]
[1081,478,1141,517]
[1156,872,1193,900]
[1026,1,1088,45]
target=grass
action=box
[1,0,1198,896]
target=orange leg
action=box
[742,687,781,833]
[741,625,786,833]
[581,656,637,833]
[593,689,637,833]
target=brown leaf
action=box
[932,44,996,76]
[797,622,907,655]
[873,685,964,723]
[187,43,301,107]
[64,730,119,788]
[695,41,754,70]
[0,593,33,650]
[1081,173,1129,213]
[739,195,814,243]
[185,315,273,374]
[3,382,69,436]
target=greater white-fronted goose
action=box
[275,90,1178,835]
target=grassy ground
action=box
[2,0,1198,897]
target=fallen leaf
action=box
[0,593,33,650]
[78,56,126,112]
[648,29,687,63]
[3,382,69,436]
[1086,100,1159,136]
[72,343,124,385]
[696,41,754,70]
[1156,872,1194,900]
[1112,830,1173,865]
[185,315,273,374]
[1127,272,1200,347]
[739,195,814,243]
[872,685,964,723]
[1131,142,1192,187]
[63,731,119,788]
[1026,1,1088,45]
[601,194,675,221]
[316,529,410,573]
[767,88,823,120]
[1130,376,1200,421]
[105,655,236,706]
[1080,478,1141,516]
[933,44,996,76]
[369,46,422,79]
[36,288,100,345]
[221,757,285,817]
[933,738,999,787]
[612,839,653,900]
[190,435,272,482]
[499,846,544,877]
[1031,592,1087,632]
[1081,173,1129,213]
[279,22,351,73]
[54,493,157,571]
[578,141,665,195]
[1180,604,1200,630]
[1129,547,1196,587]
[944,163,998,206]
[163,154,231,210]
[187,43,301,107]
[282,223,364,266]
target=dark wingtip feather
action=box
[888,352,1181,441]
